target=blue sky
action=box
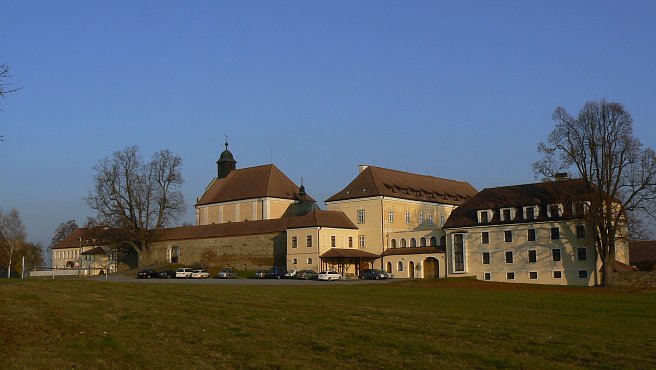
[2,1,655,248]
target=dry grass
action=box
[0,278,654,369]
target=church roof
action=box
[325,165,477,205]
[196,164,314,206]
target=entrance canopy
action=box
[319,248,379,277]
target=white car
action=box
[175,267,193,278]
[318,271,342,281]
[284,269,297,278]
[191,269,210,279]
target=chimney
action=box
[358,164,369,173]
[555,172,569,181]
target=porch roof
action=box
[320,248,379,259]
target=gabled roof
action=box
[443,179,591,229]
[286,210,357,230]
[196,164,314,206]
[325,166,477,205]
[320,248,379,259]
[51,228,108,249]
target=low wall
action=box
[614,271,656,288]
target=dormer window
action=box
[500,208,516,222]
[477,210,493,223]
[523,206,538,220]
[547,203,563,218]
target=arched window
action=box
[430,236,438,247]
[292,258,297,264]
[420,237,427,247]
[391,239,397,248]
[401,238,407,248]
[397,261,404,271]
[410,238,417,247]
[386,262,392,273]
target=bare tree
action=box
[49,219,78,253]
[534,99,656,286]
[0,208,27,278]
[86,146,186,266]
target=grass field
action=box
[1,278,654,369]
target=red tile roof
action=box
[326,166,477,205]
[381,246,445,256]
[196,164,314,206]
[51,228,109,249]
[286,210,357,230]
[320,248,379,259]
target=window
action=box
[481,232,489,244]
[501,208,513,222]
[505,251,513,263]
[528,249,537,263]
[578,270,588,279]
[388,210,394,223]
[401,238,407,248]
[553,270,562,279]
[504,230,512,242]
[577,247,587,261]
[523,206,537,220]
[419,213,424,224]
[440,215,445,227]
[453,234,465,272]
[576,225,586,239]
[331,236,336,248]
[306,235,312,248]
[306,258,312,264]
[349,237,353,248]
[552,248,561,262]
[478,210,490,223]
[410,238,417,247]
[431,236,438,247]
[551,227,560,240]
[506,272,515,280]
[405,211,410,224]
[484,272,491,280]
[390,239,396,248]
[428,214,433,226]
[292,258,297,264]
[529,271,538,280]
[357,210,365,224]
[420,237,426,247]
[527,228,536,242]
[548,203,562,218]
[397,261,404,271]
[291,236,298,248]
[482,252,490,264]
[358,235,365,248]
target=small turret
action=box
[217,140,236,179]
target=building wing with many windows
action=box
[443,178,630,285]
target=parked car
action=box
[157,270,175,279]
[266,267,287,279]
[318,271,342,281]
[284,269,297,278]
[191,269,210,279]
[255,268,269,279]
[295,270,318,280]
[359,269,389,280]
[137,269,159,279]
[175,267,194,278]
[217,268,238,279]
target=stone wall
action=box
[144,232,287,271]
[614,271,656,288]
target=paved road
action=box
[90,274,397,286]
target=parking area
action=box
[91,274,397,286]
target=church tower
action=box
[217,140,237,179]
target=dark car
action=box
[137,269,159,279]
[266,267,287,279]
[295,269,319,280]
[359,269,389,280]
[157,270,175,279]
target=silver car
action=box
[217,268,238,279]
[317,271,342,281]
